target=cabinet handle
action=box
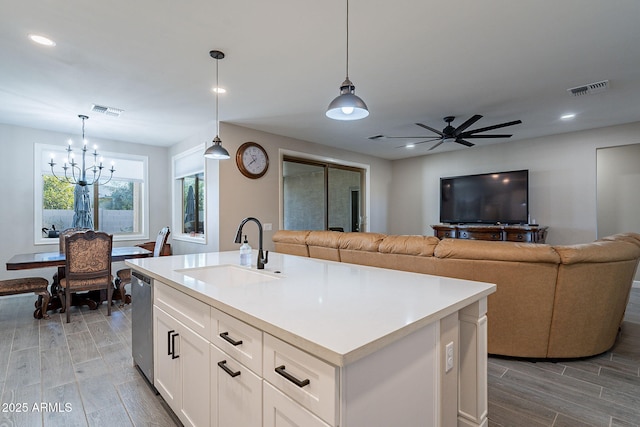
[275,365,310,388]
[167,330,175,356]
[171,332,180,359]
[220,332,243,346]
[217,360,241,378]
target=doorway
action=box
[282,157,365,232]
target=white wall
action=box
[0,123,170,281]
[388,121,640,245]
[169,122,393,254]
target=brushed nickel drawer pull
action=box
[275,365,310,388]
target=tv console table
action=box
[432,224,548,243]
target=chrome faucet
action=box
[234,217,269,269]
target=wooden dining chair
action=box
[115,226,170,306]
[59,230,113,323]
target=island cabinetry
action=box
[263,333,338,426]
[153,281,211,427]
[210,307,263,427]
[211,344,262,427]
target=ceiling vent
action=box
[91,104,124,117]
[567,80,609,97]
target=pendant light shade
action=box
[326,0,369,121]
[203,135,229,159]
[204,50,230,160]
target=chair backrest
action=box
[59,227,90,254]
[153,227,171,257]
[64,230,113,287]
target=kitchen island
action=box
[127,251,495,427]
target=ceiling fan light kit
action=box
[326,0,369,121]
[204,49,231,160]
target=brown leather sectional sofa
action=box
[273,230,640,359]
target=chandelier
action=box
[48,115,115,186]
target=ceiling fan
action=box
[369,115,522,151]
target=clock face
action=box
[236,142,269,178]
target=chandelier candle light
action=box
[49,115,115,186]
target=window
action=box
[172,145,206,243]
[35,143,148,244]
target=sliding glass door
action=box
[283,157,365,232]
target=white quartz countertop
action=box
[127,251,495,366]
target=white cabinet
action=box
[263,334,337,426]
[211,344,262,427]
[154,282,210,427]
[263,382,330,427]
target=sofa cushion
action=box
[597,232,640,248]
[307,230,342,261]
[554,240,640,264]
[338,232,387,252]
[272,230,310,257]
[378,235,439,257]
[434,239,560,263]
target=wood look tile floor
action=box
[488,288,640,427]
[0,294,179,427]
[0,289,639,426]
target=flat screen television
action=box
[440,170,529,224]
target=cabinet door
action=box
[154,307,180,408]
[178,320,211,427]
[211,344,262,427]
[155,306,211,427]
[263,382,331,427]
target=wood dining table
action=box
[6,246,152,317]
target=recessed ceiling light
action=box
[212,87,226,94]
[28,34,56,47]
[560,113,576,120]
[405,143,415,149]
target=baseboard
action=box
[633,280,640,289]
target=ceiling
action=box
[1,0,639,160]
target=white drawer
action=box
[154,280,211,339]
[211,307,263,375]
[263,382,331,427]
[263,334,338,425]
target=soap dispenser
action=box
[239,235,252,267]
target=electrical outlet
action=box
[445,342,454,373]
[263,223,272,231]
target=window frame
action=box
[34,143,149,245]
[172,144,207,245]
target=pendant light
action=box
[204,50,230,159]
[326,0,369,121]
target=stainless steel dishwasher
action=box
[131,270,155,391]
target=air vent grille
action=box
[567,80,609,97]
[91,104,124,117]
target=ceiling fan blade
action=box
[454,115,482,136]
[395,138,440,148]
[428,140,446,151]
[455,139,475,147]
[462,134,513,139]
[415,123,444,136]
[383,136,434,139]
[465,120,522,134]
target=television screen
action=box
[440,170,529,224]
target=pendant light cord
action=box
[215,57,220,136]
[345,0,350,80]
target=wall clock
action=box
[236,142,269,179]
